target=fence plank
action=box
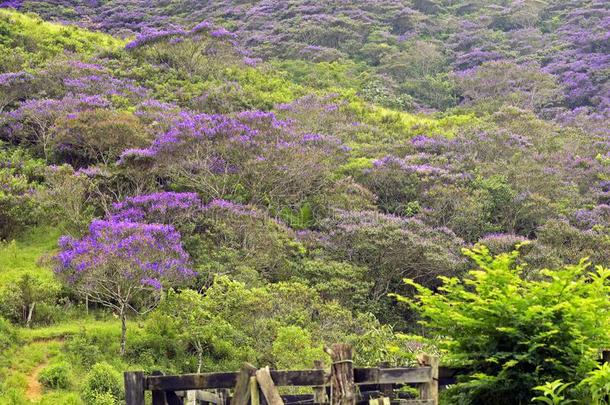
[195,390,224,404]
[125,371,145,405]
[354,368,432,385]
[146,369,328,391]
[250,376,261,405]
[256,366,284,405]
[378,367,432,385]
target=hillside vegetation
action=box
[0,1,609,404]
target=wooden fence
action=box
[125,344,439,405]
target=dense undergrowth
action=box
[0,1,609,404]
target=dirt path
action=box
[25,359,48,401]
[20,338,64,401]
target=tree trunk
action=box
[197,348,203,374]
[120,307,127,356]
[26,302,35,328]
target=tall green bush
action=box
[396,245,610,404]
[81,362,123,405]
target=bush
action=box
[0,317,18,353]
[64,332,102,368]
[51,109,149,167]
[81,362,123,405]
[397,245,610,404]
[0,273,61,326]
[38,361,71,390]
[0,146,44,240]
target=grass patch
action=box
[0,226,60,285]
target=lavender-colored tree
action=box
[55,219,195,354]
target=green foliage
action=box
[579,363,610,405]
[52,109,149,166]
[297,259,371,311]
[64,331,104,368]
[37,165,97,235]
[186,209,304,284]
[0,272,61,326]
[139,278,387,371]
[81,362,123,405]
[0,9,122,69]
[396,245,610,404]
[0,146,45,240]
[85,392,116,405]
[279,203,314,230]
[0,317,18,353]
[532,380,575,405]
[38,361,72,389]
[271,326,325,370]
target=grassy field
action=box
[0,228,131,404]
[0,227,60,285]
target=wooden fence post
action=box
[417,354,439,405]
[232,363,257,405]
[313,360,327,404]
[326,343,356,405]
[125,371,145,405]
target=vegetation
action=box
[0,1,608,404]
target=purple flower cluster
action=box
[63,74,148,99]
[56,219,195,289]
[372,156,447,176]
[110,192,203,223]
[0,71,33,86]
[125,28,188,50]
[125,19,238,51]
[0,0,22,9]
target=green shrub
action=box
[0,273,61,326]
[38,361,71,390]
[579,363,610,404]
[64,332,102,368]
[0,146,45,240]
[81,362,123,405]
[0,317,18,353]
[397,245,610,404]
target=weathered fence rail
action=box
[125,344,439,405]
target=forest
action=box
[0,0,608,404]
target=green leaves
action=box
[398,245,610,404]
[579,363,610,404]
[532,380,575,405]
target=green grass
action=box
[0,9,124,67]
[20,318,121,342]
[0,317,129,404]
[0,226,60,284]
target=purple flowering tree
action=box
[0,71,33,112]
[55,219,195,354]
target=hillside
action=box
[0,1,609,404]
